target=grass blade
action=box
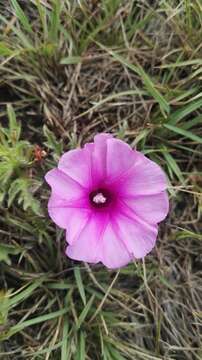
[48,0,61,43]
[8,278,45,308]
[11,0,33,34]
[75,90,146,119]
[0,42,14,56]
[163,148,184,182]
[0,14,33,49]
[74,267,86,306]
[77,331,86,360]
[35,0,48,40]
[96,42,170,116]
[60,56,82,65]
[61,316,69,360]
[164,123,202,144]
[167,98,202,125]
[76,295,95,330]
[159,59,202,68]
[8,308,68,336]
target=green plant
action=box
[0,104,41,214]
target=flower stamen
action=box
[93,192,107,204]
[89,188,111,208]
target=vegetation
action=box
[0,1,201,359]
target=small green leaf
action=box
[8,178,42,215]
[43,125,63,156]
[0,244,21,265]
[7,104,21,144]
[0,42,13,56]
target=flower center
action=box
[89,188,111,208]
[93,192,107,204]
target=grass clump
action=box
[0,1,202,359]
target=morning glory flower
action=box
[45,134,169,269]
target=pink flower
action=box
[45,134,169,269]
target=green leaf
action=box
[167,98,202,125]
[163,149,184,182]
[0,42,14,56]
[4,308,68,339]
[158,275,175,292]
[7,104,21,144]
[11,0,33,34]
[108,345,126,360]
[76,295,95,330]
[160,59,202,68]
[61,316,69,360]
[48,0,61,43]
[35,0,48,39]
[74,267,86,306]
[176,229,202,240]
[0,290,12,325]
[163,123,202,144]
[8,278,45,309]
[132,129,150,147]
[8,178,42,215]
[78,332,86,360]
[136,64,170,116]
[0,244,21,265]
[43,125,63,156]
[180,114,202,130]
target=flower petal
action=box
[89,133,113,186]
[123,191,169,224]
[119,153,168,196]
[94,133,113,143]
[101,222,132,269]
[45,168,86,201]
[65,214,104,263]
[66,213,131,268]
[58,148,91,187]
[106,138,135,181]
[115,209,158,258]
[48,193,90,235]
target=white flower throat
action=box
[92,192,107,204]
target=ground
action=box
[0,1,202,359]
